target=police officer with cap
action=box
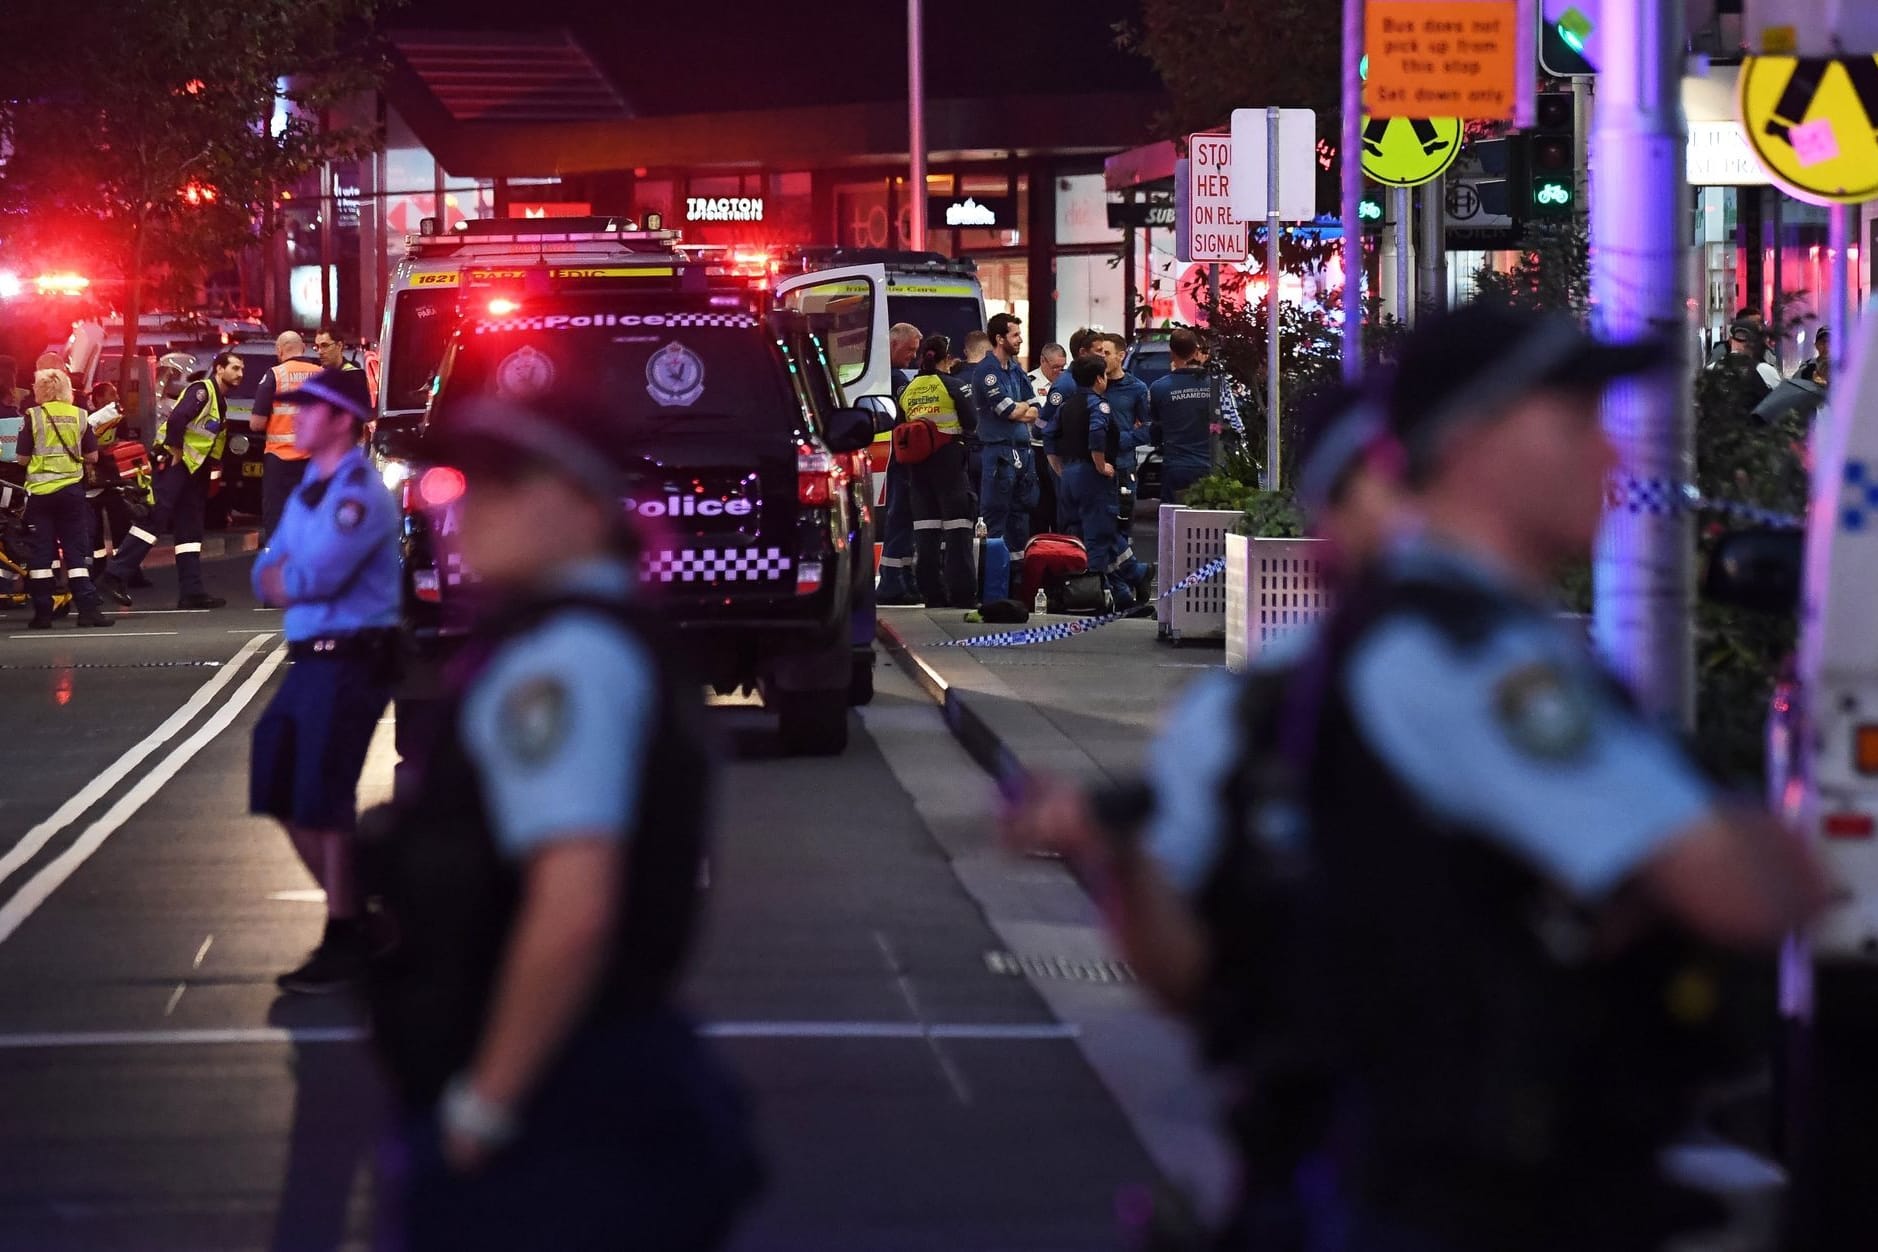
[1250,305,1822,1250]
[250,366,400,993]
[363,385,761,1250]
[1004,379,1406,1249]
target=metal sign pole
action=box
[1340,0,1365,380]
[1830,204,1852,372]
[1394,186,1413,324]
[1266,106,1283,490]
[1591,0,1692,727]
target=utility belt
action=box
[288,627,401,664]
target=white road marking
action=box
[112,609,211,615]
[0,633,276,892]
[0,642,288,945]
[226,628,275,634]
[0,1021,1081,1049]
[876,929,973,1105]
[162,985,186,1017]
[192,935,213,969]
[8,631,179,639]
[266,889,326,903]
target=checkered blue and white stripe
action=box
[1609,473,1803,530]
[641,547,793,583]
[476,311,758,332]
[935,557,1227,649]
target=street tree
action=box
[1116,0,1341,136]
[0,0,386,395]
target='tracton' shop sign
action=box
[686,197,766,223]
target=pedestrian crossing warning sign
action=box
[1361,115,1463,186]
[1740,55,1878,205]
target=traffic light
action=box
[1540,0,1598,76]
[1359,189,1385,230]
[1527,91,1576,217]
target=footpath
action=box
[875,604,1239,1222]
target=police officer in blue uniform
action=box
[250,368,400,994]
[971,313,1042,588]
[1149,328,1221,502]
[1011,310,1828,1251]
[363,387,761,1251]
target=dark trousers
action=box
[908,439,977,608]
[877,453,918,601]
[25,484,101,615]
[980,443,1039,566]
[89,487,135,560]
[1163,460,1210,504]
[261,454,310,545]
[107,460,208,597]
[1063,460,1144,608]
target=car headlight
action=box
[381,460,414,492]
[227,433,250,455]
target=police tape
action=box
[933,556,1228,648]
[1611,475,1805,530]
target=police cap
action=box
[1294,378,1388,520]
[1387,304,1662,480]
[294,367,373,423]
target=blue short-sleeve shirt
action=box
[460,559,658,859]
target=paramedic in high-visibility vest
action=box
[894,334,981,608]
[16,369,114,628]
[98,351,244,610]
[251,331,323,542]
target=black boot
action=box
[277,919,370,995]
[76,603,116,628]
[97,571,132,606]
[177,592,228,610]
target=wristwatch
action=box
[441,1074,518,1150]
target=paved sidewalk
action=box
[876,605,1224,786]
[875,605,1238,1221]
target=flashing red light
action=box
[796,445,841,507]
[486,297,520,316]
[0,271,23,300]
[729,247,774,278]
[412,466,467,511]
[35,272,89,296]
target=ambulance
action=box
[772,249,988,505]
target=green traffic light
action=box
[1359,199,1383,221]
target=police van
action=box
[377,221,880,755]
[773,249,988,505]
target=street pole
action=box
[906,0,927,251]
[1830,205,1852,372]
[1340,0,1365,381]
[1266,107,1283,490]
[1394,186,1413,325]
[1415,174,1447,316]
[1591,0,1690,727]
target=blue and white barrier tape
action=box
[935,557,1228,649]
[1611,475,1804,530]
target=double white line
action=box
[0,633,289,946]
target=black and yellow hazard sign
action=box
[1740,55,1878,206]
[1360,115,1463,187]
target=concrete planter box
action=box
[1156,504,1240,644]
[1225,532,1334,672]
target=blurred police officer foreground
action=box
[360,386,762,1251]
[1009,304,1826,1252]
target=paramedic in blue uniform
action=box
[250,367,399,994]
[1040,333,1100,532]
[1149,328,1221,502]
[99,350,244,609]
[971,313,1042,575]
[1094,333,1151,540]
[1054,355,1148,608]
[877,322,924,604]
[364,387,761,1251]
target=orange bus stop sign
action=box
[1365,0,1519,120]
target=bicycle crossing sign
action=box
[1739,54,1878,205]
